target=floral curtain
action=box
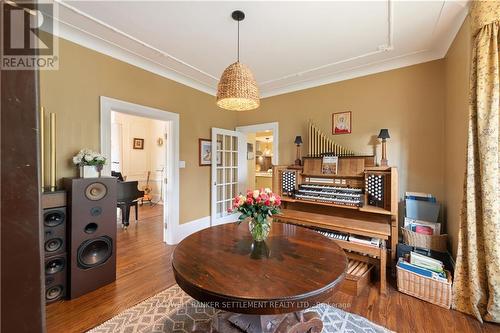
[452,1,500,323]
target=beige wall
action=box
[40,37,238,224]
[444,17,471,257]
[239,60,447,202]
[41,30,471,247]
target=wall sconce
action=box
[294,135,303,166]
[377,129,390,166]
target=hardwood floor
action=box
[46,206,499,333]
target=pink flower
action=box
[246,197,254,205]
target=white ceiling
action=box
[51,0,469,97]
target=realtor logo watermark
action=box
[1,0,58,70]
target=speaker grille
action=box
[77,236,113,269]
[85,182,108,201]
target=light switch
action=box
[179,161,186,168]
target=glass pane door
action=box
[211,128,246,226]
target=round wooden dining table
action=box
[172,221,347,333]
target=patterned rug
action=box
[88,285,392,333]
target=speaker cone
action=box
[77,236,112,269]
[45,238,63,253]
[46,285,63,301]
[46,257,65,274]
[85,183,108,201]
[44,210,65,227]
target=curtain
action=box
[452,1,500,323]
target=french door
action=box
[211,128,247,226]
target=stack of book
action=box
[397,251,448,282]
[404,192,441,235]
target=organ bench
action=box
[273,155,398,295]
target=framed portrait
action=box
[133,138,144,149]
[247,142,254,160]
[332,111,352,135]
[199,139,212,166]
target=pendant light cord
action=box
[237,20,240,62]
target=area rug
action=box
[88,285,392,333]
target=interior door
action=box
[211,128,247,226]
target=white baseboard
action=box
[174,215,211,243]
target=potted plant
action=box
[72,149,106,178]
[230,188,281,242]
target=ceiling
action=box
[51,0,469,98]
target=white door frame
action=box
[100,96,179,244]
[236,122,279,165]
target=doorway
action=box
[236,122,279,192]
[100,97,180,244]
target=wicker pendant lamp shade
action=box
[216,10,260,111]
[216,62,260,111]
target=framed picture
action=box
[247,142,254,160]
[199,139,212,166]
[199,139,223,166]
[133,138,144,149]
[332,111,352,135]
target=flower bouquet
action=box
[230,188,281,242]
[72,149,106,178]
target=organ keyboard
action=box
[294,184,363,207]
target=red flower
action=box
[246,197,254,205]
[265,200,270,206]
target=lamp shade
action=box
[216,62,260,111]
[378,129,390,139]
[294,136,303,145]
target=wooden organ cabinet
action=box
[272,130,398,295]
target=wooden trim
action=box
[1,59,45,330]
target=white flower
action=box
[264,188,272,194]
[270,195,276,203]
[72,156,81,165]
[253,190,260,199]
[84,154,93,162]
[96,155,105,161]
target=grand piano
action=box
[114,172,145,229]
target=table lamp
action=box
[378,129,390,166]
[294,136,303,166]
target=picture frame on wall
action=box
[332,111,352,135]
[199,139,223,166]
[199,139,212,166]
[133,138,144,149]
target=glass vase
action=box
[248,218,271,242]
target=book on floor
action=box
[410,251,444,273]
[397,258,448,282]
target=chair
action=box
[116,180,144,229]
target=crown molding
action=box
[260,49,441,98]
[49,0,469,99]
[52,0,217,96]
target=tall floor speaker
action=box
[42,191,68,303]
[63,177,117,299]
